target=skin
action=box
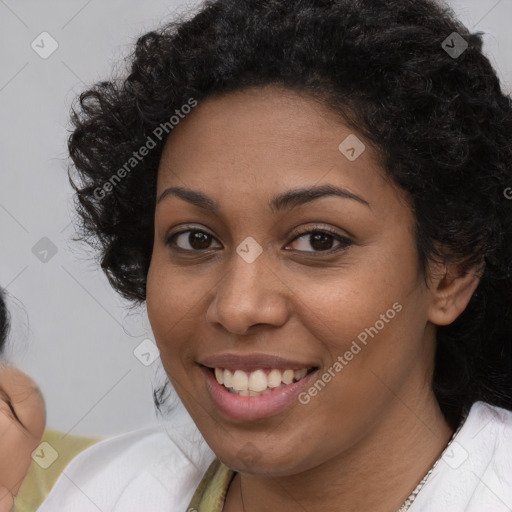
[146,86,481,511]
[0,365,46,512]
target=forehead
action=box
[157,87,407,215]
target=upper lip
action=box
[199,353,317,372]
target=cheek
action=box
[288,238,427,393]
[146,256,203,364]
[0,419,38,494]
[287,252,418,351]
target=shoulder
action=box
[36,408,215,512]
[410,401,512,512]
[15,430,103,512]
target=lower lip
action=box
[201,366,319,421]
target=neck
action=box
[225,391,453,512]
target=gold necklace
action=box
[238,417,464,512]
[397,418,465,511]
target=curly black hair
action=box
[0,289,9,355]
[67,0,512,430]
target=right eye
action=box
[165,229,222,252]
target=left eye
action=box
[0,397,21,425]
[288,229,352,253]
[166,228,352,254]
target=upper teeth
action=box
[214,368,309,396]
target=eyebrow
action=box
[157,184,370,213]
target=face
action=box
[0,364,46,508]
[146,86,437,476]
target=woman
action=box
[0,291,46,512]
[38,0,512,510]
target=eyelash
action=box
[165,225,353,256]
[0,396,21,425]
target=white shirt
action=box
[37,401,512,512]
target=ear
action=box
[427,259,484,326]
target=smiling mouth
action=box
[206,366,317,396]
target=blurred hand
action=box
[0,365,46,512]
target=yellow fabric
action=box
[187,457,236,512]
[13,429,103,512]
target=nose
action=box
[205,250,289,335]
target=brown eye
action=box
[287,229,352,254]
[166,229,221,251]
[165,226,352,256]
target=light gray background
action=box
[0,0,511,437]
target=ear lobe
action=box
[427,260,484,326]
